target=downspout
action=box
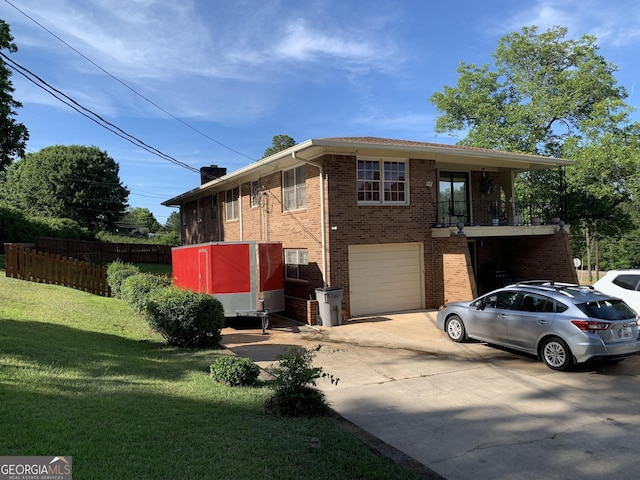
[238,181,243,241]
[292,151,327,288]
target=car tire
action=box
[446,315,466,343]
[540,337,572,371]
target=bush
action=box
[265,346,338,417]
[120,272,172,314]
[210,355,260,386]
[145,286,224,347]
[0,203,90,253]
[106,261,140,298]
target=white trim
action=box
[357,157,409,206]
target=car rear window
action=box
[612,274,640,291]
[576,299,636,320]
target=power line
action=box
[3,0,256,162]
[1,51,206,176]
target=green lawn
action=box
[0,271,419,479]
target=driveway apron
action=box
[220,311,640,480]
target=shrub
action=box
[120,272,172,314]
[0,203,90,253]
[145,286,224,347]
[106,261,140,298]
[210,355,260,386]
[264,346,338,417]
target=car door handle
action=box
[498,314,508,319]
[537,320,548,325]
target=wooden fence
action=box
[34,237,172,264]
[4,243,111,297]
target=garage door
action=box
[348,243,424,316]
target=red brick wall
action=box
[181,194,221,243]
[424,236,477,306]
[323,155,438,318]
[178,154,577,321]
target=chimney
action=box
[200,165,227,184]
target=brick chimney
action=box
[200,165,227,184]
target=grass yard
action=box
[0,270,419,479]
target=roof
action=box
[163,136,574,206]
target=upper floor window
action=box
[357,159,408,204]
[197,198,203,222]
[283,166,306,211]
[225,187,239,221]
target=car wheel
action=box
[540,337,572,371]
[446,315,466,343]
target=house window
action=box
[197,198,203,222]
[225,187,239,221]
[284,248,308,281]
[357,159,407,204]
[283,166,306,211]
[438,171,469,225]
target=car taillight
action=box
[571,320,611,331]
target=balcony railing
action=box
[436,198,564,227]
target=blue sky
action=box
[2,0,639,224]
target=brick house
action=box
[163,137,578,324]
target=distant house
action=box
[163,137,577,323]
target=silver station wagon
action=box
[436,281,640,371]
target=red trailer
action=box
[172,241,284,332]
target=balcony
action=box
[433,198,566,238]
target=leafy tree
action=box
[164,211,180,232]
[121,207,161,234]
[1,145,129,232]
[0,20,28,170]
[430,26,627,157]
[430,25,640,265]
[263,134,296,158]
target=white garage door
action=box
[348,243,424,316]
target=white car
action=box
[593,270,640,314]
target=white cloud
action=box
[501,0,640,47]
[273,18,385,64]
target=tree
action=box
[1,145,129,232]
[164,211,180,232]
[121,207,161,234]
[430,26,628,157]
[0,20,28,170]
[430,25,640,266]
[263,134,296,158]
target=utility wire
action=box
[1,51,207,176]
[4,0,256,162]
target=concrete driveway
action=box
[220,311,640,480]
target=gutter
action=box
[291,150,328,288]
